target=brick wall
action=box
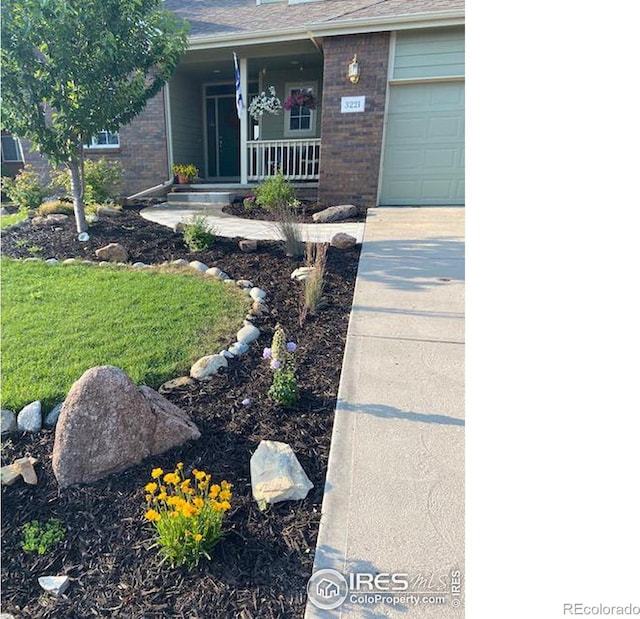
[318,32,390,208]
[22,90,169,197]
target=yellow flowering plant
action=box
[143,463,232,568]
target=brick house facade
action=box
[12,1,465,207]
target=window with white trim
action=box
[1,134,24,162]
[283,82,317,138]
[86,130,120,148]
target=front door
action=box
[206,95,240,180]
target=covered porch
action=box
[168,40,323,185]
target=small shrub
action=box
[182,215,216,251]
[21,518,66,555]
[1,165,45,211]
[50,158,122,204]
[263,324,299,407]
[172,163,199,181]
[143,463,232,568]
[300,242,328,325]
[254,169,296,213]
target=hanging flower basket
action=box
[248,86,282,122]
[283,89,316,110]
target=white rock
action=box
[236,279,253,289]
[190,354,228,380]
[228,342,249,357]
[1,409,17,435]
[38,575,70,596]
[205,267,229,279]
[249,287,267,302]
[291,266,314,281]
[189,260,209,272]
[17,401,42,433]
[250,440,313,506]
[1,456,39,486]
[45,258,59,265]
[219,350,235,359]
[62,258,77,264]
[132,262,149,268]
[171,259,189,267]
[236,324,260,344]
[44,403,63,429]
[78,232,90,242]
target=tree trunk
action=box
[68,155,88,235]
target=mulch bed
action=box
[0,205,360,618]
[223,200,366,224]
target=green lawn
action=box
[1,258,248,410]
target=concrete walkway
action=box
[140,203,365,243]
[306,207,465,618]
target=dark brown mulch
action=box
[0,205,360,618]
[223,200,366,224]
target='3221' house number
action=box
[340,96,366,113]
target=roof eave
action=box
[187,10,465,51]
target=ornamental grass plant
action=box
[143,463,232,568]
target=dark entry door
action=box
[206,96,240,179]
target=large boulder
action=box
[95,243,128,263]
[312,204,358,223]
[52,366,200,489]
[330,232,357,249]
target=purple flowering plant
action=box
[283,89,316,111]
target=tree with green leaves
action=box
[1,0,188,235]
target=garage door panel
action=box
[381,82,464,206]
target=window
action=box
[86,130,120,148]
[284,82,317,138]
[1,134,24,162]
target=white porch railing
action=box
[247,138,321,181]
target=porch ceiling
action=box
[178,42,323,82]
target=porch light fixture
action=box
[348,54,360,84]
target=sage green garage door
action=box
[380,81,465,206]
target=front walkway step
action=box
[167,192,232,205]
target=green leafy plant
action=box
[21,518,66,554]
[50,158,123,205]
[182,214,216,251]
[263,324,300,407]
[242,195,257,211]
[143,463,232,568]
[172,163,199,181]
[0,165,44,211]
[254,169,296,213]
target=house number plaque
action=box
[340,96,365,113]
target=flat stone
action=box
[52,366,199,488]
[158,376,195,394]
[45,258,59,265]
[312,204,358,223]
[38,575,70,596]
[249,287,267,302]
[236,324,260,344]
[228,342,249,357]
[62,258,77,264]
[1,409,17,435]
[17,401,42,433]
[330,232,357,249]
[96,205,121,217]
[1,456,39,486]
[291,266,314,281]
[250,440,313,506]
[132,262,149,268]
[220,350,235,359]
[44,403,63,429]
[95,242,128,263]
[189,260,209,272]
[236,279,254,289]
[190,354,228,380]
[171,259,189,267]
[239,239,258,252]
